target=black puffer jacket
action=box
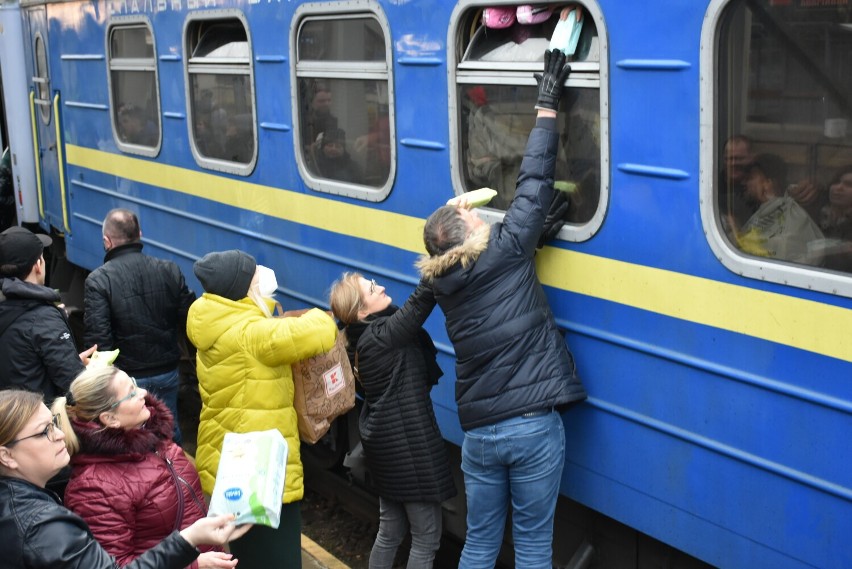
[0,277,84,399]
[344,284,456,503]
[83,242,196,377]
[417,117,587,430]
[0,476,199,569]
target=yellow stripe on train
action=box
[66,144,852,363]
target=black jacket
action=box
[345,284,456,503]
[417,117,587,430]
[0,476,198,569]
[0,278,84,399]
[83,242,196,377]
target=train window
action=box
[185,16,257,175]
[107,22,161,156]
[711,0,852,291]
[33,34,50,124]
[452,3,608,241]
[294,9,394,201]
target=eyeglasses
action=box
[7,414,61,446]
[109,376,140,409]
[369,279,378,295]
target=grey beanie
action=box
[194,250,257,301]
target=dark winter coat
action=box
[417,117,587,430]
[0,277,84,399]
[344,284,456,504]
[64,396,215,568]
[84,242,196,377]
[0,476,198,569]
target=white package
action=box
[208,429,288,528]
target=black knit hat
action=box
[193,250,256,301]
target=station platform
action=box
[301,534,350,569]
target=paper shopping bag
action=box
[292,331,355,443]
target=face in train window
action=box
[186,19,256,170]
[717,1,852,273]
[296,17,391,189]
[108,25,160,151]
[456,6,602,226]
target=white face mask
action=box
[256,265,278,298]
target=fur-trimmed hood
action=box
[416,223,491,282]
[70,395,174,463]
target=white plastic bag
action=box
[208,429,288,528]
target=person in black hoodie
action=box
[416,49,587,569]
[330,273,455,569]
[0,226,95,398]
[0,388,250,569]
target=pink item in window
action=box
[482,6,516,29]
[516,4,555,25]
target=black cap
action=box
[193,250,257,301]
[0,226,52,277]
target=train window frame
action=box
[292,2,395,202]
[106,18,162,158]
[184,11,258,177]
[33,33,51,125]
[700,0,852,298]
[448,1,610,242]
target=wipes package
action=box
[208,429,288,528]
[549,8,584,57]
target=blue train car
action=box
[0,0,850,567]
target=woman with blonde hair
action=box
[52,366,236,569]
[329,273,454,569]
[188,249,338,569]
[0,388,248,569]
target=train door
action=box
[23,6,69,234]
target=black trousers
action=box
[228,501,302,569]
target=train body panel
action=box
[2,0,850,567]
[0,2,40,223]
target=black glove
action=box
[534,49,572,112]
[537,188,569,249]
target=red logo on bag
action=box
[323,363,346,397]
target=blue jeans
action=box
[137,368,181,444]
[458,410,565,569]
[369,498,443,569]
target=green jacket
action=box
[187,293,336,503]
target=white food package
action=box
[208,429,288,528]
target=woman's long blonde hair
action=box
[328,272,365,325]
[51,367,122,455]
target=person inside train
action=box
[718,134,756,233]
[416,48,587,569]
[733,153,824,265]
[301,82,338,151]
[312,128,363,183]
[815,164,852,272]
[187,249,338,569]
[0,388,250,569]
[51,366,237,569]
[329,273,456,569]
[117,104,158,147]
[354,113,391,185]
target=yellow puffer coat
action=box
[186,293,337,503]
